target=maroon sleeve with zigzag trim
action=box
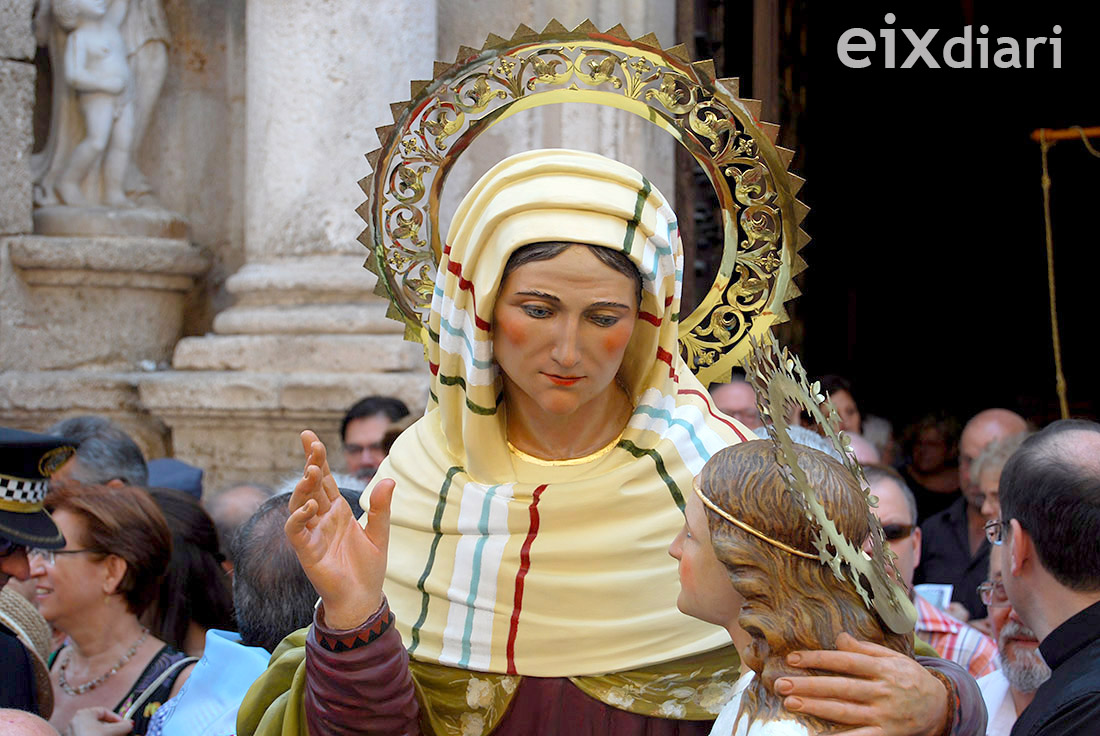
[305,598,422,735]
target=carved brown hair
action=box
[698,440,914,731]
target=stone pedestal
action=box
[0,235,210,454]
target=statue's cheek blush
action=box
[602,325,633,355]
[494,312,529,346]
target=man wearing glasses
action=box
[864,464,1000,678]
[992,419,1100,736]
[339,395,409,482]
[975,543,1050,736]
[0,427,73,714]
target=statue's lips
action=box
[542,373,583,386]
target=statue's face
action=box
[669,486,744,627]
[78,0,109,19]
[492,245,637,418]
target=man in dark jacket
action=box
[997,419,1100,735]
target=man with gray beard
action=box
[977,545,1051,735]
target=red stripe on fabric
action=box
[655,347,679,383]
[443,243,451,255]
[664,295,674,307]
[445,258,492,332]
[507,483,547,675]
[638,311,661,327]
[676,388,749,441]
[429,362,439,376]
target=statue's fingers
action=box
[781,694,874,727]
[300,429,321,458]
[365,478,395,552]
[291,464,331,516]
[285,498,319,542]
[834,632,895,658]
[785,648,879,678]
[775,675,875,703]
[308,440,340,503]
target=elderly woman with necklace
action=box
[30,484,195,735]
[240,150,984,736]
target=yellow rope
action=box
[1039,130,1070,419]
[1073,126,1100,158]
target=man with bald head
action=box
[916,408,1028,622]
[204,483,273,566]
[709,376,763,430]
[996,419,1100,735]
[0,709,58,736]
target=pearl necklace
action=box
[58,627,149,696]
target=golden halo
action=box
[359,19,809,385]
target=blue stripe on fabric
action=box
[639,232,674,284]
[439,316,493,370]
[434,286,493,371]
[457,483,503,668]
[633,404,713,460]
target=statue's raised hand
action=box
[285,430,394,630]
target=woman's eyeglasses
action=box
[881,523,915,541]
[977,579,1010,608]
[27,548,99,565]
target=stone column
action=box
[141,0,437,491]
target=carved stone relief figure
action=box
[31,0,171,213]
[51,0,134,207]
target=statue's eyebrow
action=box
[515,290,559,301]
[587,300,632,311]
[514,291,632,311]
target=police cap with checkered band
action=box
[0,427,72,549]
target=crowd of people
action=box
[0,395,409,735]
[1,147,1097,736]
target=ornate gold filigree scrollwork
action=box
[576,49,624,89]
[359,20,809,378]
[644,71,697,115]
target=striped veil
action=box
[371,149,753,676]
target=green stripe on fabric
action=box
[437,373,501,415]
[617,438,685,511]
[409,465,465,654]
[621,178,652,256]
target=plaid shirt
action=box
[916,594,1001,678]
